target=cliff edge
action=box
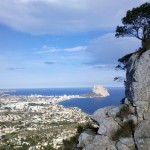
[78,25,150,150]
[77,49,150,150]
[77,26,150,150]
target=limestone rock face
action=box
[76,106,120,150]
[97,117,119,136]
[92,85,110,97]
[83,135,116,150]
[134,120,150,150]
[125,50,150,121]
[116,138,135,150]
[77,130,94,148]
[78,46,150,150]
[125,50,150,149]
[91,106,120,136]
[91,106,120,122]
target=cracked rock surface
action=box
[77,50,150,150]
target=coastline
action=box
[29,94,110,104]
[0,94,87,104]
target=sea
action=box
[4,87,124,115]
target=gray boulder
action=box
[77,130,94,148]
[91,106,120,136]
[97,117,119,136]
[116,137,135,150]
[83,135,116,150]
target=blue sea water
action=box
[6,88,91,96]
[6,87,124,114]
[59,87,124,114]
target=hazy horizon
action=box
[0,85,124,90]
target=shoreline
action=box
[0,94,109,105]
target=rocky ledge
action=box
[77,49,150,150]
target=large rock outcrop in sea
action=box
[82,85,109,98]
[92,85,110,97]
[77,27,150,150]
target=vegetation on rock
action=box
[116,52,134,70]
[115,2,150,43]
[117,104,132,120]
[61,123,97,150]
[115,2,150,70]
[111,120,136,141]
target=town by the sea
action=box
[4,87,124,114]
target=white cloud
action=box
[0,0,147,34]
[42,45,60,53]
[34,45,87,53]
[64,46,87,52]
[83,63,116,69]
[33,45,60,53]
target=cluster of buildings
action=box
[0,94,90,149]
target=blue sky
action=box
[0,0,147,88]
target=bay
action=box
[59,87,124,114]
[5,87,124,114]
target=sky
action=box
[0,0,147,88]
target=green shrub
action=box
[118,53,133,64]
[60,123,97,150]
[84,123,98,133]
[61,135,79,150]
[111,120,136,141]
[77,123,98,134]
[77,125,84,134]
[0,144,15,150]
[43,144,55,150]
[116,46,148,70]
[117,104,131,120]
[120,97,126,104]
[143,39,150,49]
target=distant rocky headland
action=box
[82,85,110,98]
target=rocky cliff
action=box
[77,29,150,150]
[126,49,150,150]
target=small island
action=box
[82,85,110,98]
